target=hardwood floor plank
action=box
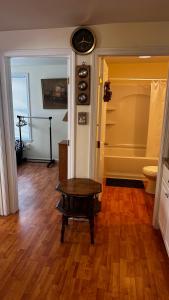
[0,163,169,299]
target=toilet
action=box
[142,166,158,194]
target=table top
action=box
[58,178,102,196]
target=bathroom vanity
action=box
[158,160,169,256]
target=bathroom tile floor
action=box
[0,163,168,299]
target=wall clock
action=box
[71,27,96,55]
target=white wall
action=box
[11,60,68,160]
[1,22,169,177]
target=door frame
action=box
[90,47,169,228]
[0,48,75,215]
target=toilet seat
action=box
[143,166,158,177]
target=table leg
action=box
[89,216,94,244]
[65,216,69,226]
[61,214,67,243]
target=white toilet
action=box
[142,166,158,194]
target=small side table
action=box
[56,178,102,244]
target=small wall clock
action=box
[71,27,96,55]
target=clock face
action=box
[71,27,96,55]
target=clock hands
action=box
[79,36,92,45]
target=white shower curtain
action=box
[146,80,167,157]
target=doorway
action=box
[94,54,169,227]
[10,56,70,208]
[11,57,68,165]
[0,50,75,215]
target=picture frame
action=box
[78,112,88,125]
[41,78,68,109]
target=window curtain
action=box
[146,80,167,157]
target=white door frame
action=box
[90,47,169,228]
[0,77,10,215]
[0,48,75,215]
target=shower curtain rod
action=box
[109,77,167,81]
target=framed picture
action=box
[41,78,68,109]
[78,112,88,125]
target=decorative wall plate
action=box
[76,65,90,105]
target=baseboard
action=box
[104,171,145,181]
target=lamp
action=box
[62,111,68,122]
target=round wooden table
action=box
[57,178,102,244]
[58,178,102,196]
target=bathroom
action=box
[100,56,169,192]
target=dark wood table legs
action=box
[58,194,97,244]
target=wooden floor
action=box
[0,163,169,300]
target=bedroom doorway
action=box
[0,50,75,215]
[10,57,69,167]
[10,56,71,209]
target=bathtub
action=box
[104,146,158,180]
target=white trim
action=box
[88,52,95,178]
[0,75,10,215]
[0,56,18,214]
[90,47,169,228]
[94,46,169,56]
[89,52,99,179]
[0,48,75,214]
[67,51,76,178]
[3,49,73,57]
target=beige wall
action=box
[105,83,151,152]
[105,61,168,159]
[1,22,169,177]
[0,22,169,51]
[108,62,169,79]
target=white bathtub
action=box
[104,147,158,180]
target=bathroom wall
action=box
[105,82,151,155]
[108,61,169,79]
[105,61,169,157]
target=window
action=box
[11,74,31,141]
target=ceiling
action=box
[1,0,169,31]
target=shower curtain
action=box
[146,80,167,157]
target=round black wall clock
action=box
[71,27,96,55]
